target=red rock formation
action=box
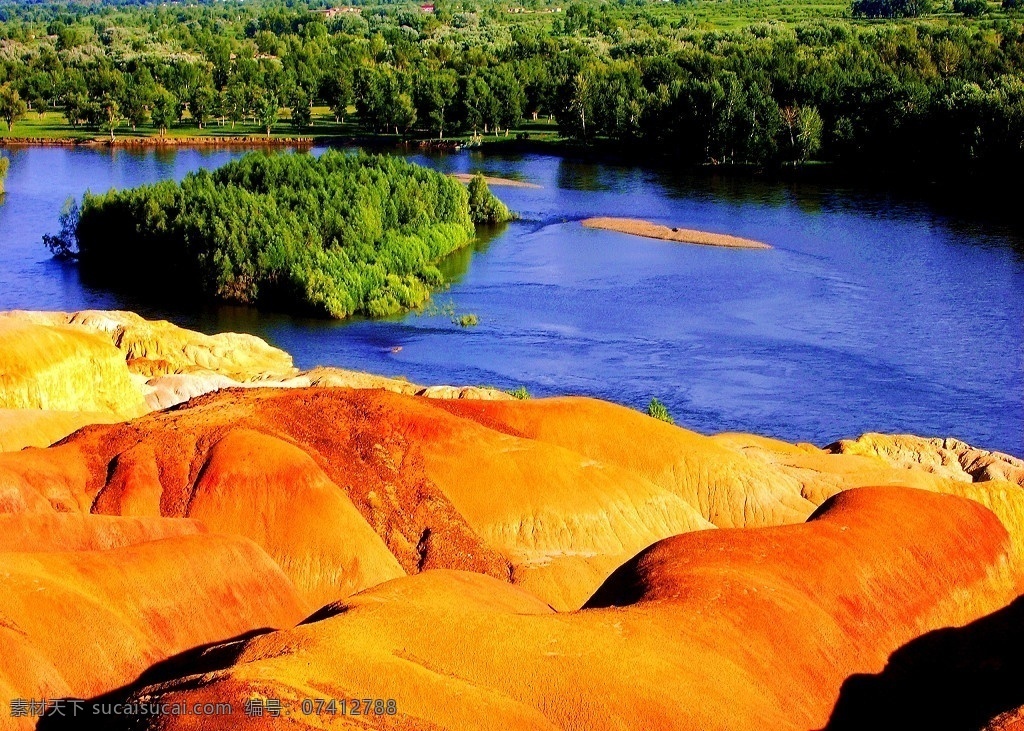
[0,389,718,610]
[1,382,1022,731]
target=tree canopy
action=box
[0,0,1023,174]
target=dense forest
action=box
[57,151,512,317]
[0,0,1023,173]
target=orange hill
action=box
[1,379,1023,727]
[3,388,1023,613]
[98,487,1022,731]
[0,523,305,706]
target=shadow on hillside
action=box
[821,595,1024,731]
[34,627,272,731]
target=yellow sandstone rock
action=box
[0,310,517,451]
[827,432,1024,487]
[0,318,147,416]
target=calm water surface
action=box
[1,145,1021,455]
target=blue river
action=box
[1,145,1021,454]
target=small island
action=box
[46,152,512,319]
[582,217,771,250]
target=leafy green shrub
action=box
[508,386,531,400]
[455,313,479,327]
[851,0,932,17]
[953,0,988,14]
[66,151,511,319]
[467,174,513,224]
[646,398,674,425]
[1003,0,1023,10]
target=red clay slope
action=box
[0,388,722,610]
[0,526,306,706]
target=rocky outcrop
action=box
[0,408,120,451]
[0,310,512,451]
[142,370,512,411]
[0,318,147,416]
[2,387,1021,612]
[827,432,1024,487]
[182,428,406,607]
[0,310,297,381]
[0,389,716,611]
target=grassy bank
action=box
[0,108,565,147]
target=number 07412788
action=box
[299,698,398,716]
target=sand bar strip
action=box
[451,173,542,189]
[582,217,771,249]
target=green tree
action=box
[456,75,493,135]
[224,82,247,129]
[121,79,153,132]
[851,0,933,17]
[796,106,823,162]
[782,105,823,163]
[190,85,216,129]
[98,93,121,141]
[328,74,354,123]
[355,68,417,135]
[68,151,513,319]
[391,92,417,135]
[121,94,149,132]
[124,68,157,132]
[0,84,28,131]
[42,198,80,259]
[953,0,989,14]
[488,66,526,135]
[151,88,177,138]
[62,92,89,128]
[257,93,280,137]
[415,70,458,139]
[55,24,84,52]
[289,87,312,129]
[23,72,49,114]
[568,71,594,140]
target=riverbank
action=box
[582,217,771,250]
[1,135,314,148]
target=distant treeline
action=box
[64,152,511,318]
[0,1,1023,172]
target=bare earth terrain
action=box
[1,310,1022,731]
